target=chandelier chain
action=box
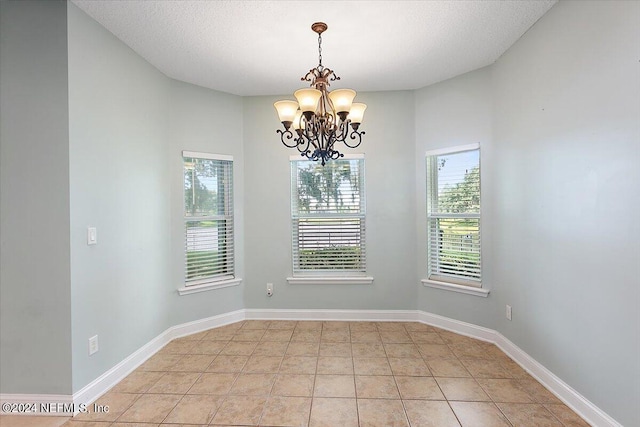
[317,33,323,68]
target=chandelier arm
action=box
[343,129,365,149]
[326,130,337,152]
[277,129,299,148]
[325,97,338,129]
[342,122,351,141]
[296,136,311,156]
[307,148,322,164]
[324,127,336,153]
[326,69,339,83]
[306,120,321,151]
[301,68,320,84]
[316,127,325,153]
[334,121,349,143]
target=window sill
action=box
[421,279,489,297]
[178,277,242,296]
[287,276,374,285]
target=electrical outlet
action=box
[89,335,99,355]
[267,283,273,297]
[506,305,512,321]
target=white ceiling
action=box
[72,0,557,97]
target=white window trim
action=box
[178,277,242,296]
[287,276,374,285]
[424,143,483,292]
[425,142,480,157]
[421,279,489,297]
[183,151,233,162]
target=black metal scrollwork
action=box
[276,129,297,148]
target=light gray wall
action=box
[414,66,497,329]
[415,1,639,425]
[166,79,245,327]
[68,2,171,392]
[67,4,244,392]
[242,92,417,310]
[0,0,73,394]
[490,1,640,425]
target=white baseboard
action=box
[416,310,497,343]
[493,332,621,427]
[170,309,245,340]
[415,310,619,427]
[72,309,244,411]
[244,308,417,321]
[72,324,169,409]
[2,308,620,426]
[0,394,74,416]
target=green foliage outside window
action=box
[293,158,365,272]
[296,160,360,213]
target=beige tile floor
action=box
[0,416,68,427]
[1,320,591,427]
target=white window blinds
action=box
[426,145,481,286]
[183,152,234,285]
[291,157,366,274]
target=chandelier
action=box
[274,22,367,166]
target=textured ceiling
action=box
[72,0,557,96]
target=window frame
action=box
[287,154,373,285]
[178,151,241,296]
[423,143,488,297]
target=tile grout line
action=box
[396,322,417,427]
[206,321,245,425]
[265,321,294,426]
[433,324,469,427]
[67,319,588,427]
[175,333,216,424]
[349,322,361,427]
[433,332,466,427]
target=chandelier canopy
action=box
[274,22,367,166]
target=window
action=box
[183,151,234,287]
[290,155,366,276]
[426,144,482,288]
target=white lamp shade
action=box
[347,103,367,124]
[328,89,356,114]
[294,88,322,113]
[274,100,299,123]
